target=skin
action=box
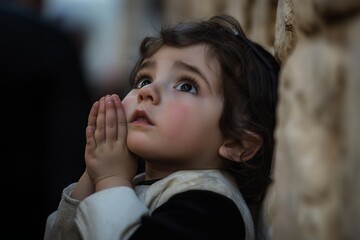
[72,44,230,198]
[123,45,225,179]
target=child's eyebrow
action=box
[173,60,210,88]
[138,60,156,71]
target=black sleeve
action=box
[129,190,245,240]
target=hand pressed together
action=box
[84,94,138,191]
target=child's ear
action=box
[219,132,263,162]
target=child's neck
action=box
[144,163,178,180]
[144,161,223,181]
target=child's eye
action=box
[134,78,152,89]
[174,81,198,94]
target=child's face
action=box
[122,44,224,169]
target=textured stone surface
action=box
[272,0,360,239]
[274,0,296,64]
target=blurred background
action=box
[1,0,359,239]
[39,0,278,100]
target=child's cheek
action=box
[121,97,133,120]
[163,104,192,143]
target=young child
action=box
[45,14,279,240]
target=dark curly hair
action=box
[129,14,279,217]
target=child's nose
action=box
[137,84,160,104]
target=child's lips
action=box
[130,110,154,125]
[133,117,152,125]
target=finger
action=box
[95,96,106,144]
[85,125,96,149]
[111,94,127,143]
[105,95,117,141]
[86,100,99,147]
[88,100,99,128]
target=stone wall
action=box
[272,0,360,239]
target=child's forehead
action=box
[144,44,221,74]
[150,44,207,59]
